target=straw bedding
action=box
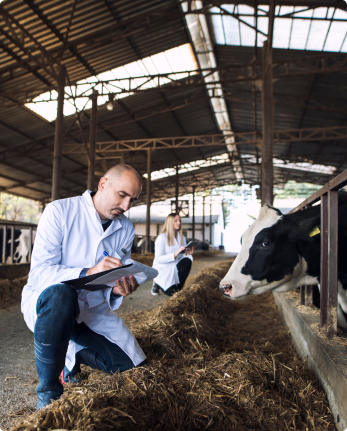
[9,260,334,431]
[0,276,28,309]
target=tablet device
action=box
[179,240,200,253]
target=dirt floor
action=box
[4,256,335,431]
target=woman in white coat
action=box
[151,213,194,296]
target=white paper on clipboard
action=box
[86,260,158,288]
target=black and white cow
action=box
[0,227,35,264]
[219,191,347,328]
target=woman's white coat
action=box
[152,232,193,291]
[21,191,146,370]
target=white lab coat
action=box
[21,190,147,370]
[152,232,193,291]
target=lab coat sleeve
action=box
[29,202,83,294]
[155,235,176,264]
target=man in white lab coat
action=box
[21,164,147,409]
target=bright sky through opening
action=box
[25,43,198,122]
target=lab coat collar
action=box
[82,190,123,239]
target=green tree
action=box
[0,193,41,223]
[275,181,321,200]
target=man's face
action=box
[97,171,142,220]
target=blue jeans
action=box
[34,284,144,379]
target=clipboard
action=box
[62,261,158,291]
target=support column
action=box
[175,165,179,213]
[146,149,152,253]
[51,66,66,201]
[192,186,196,240]
[202,196,205,242]
[87,89,98,191]
[261,0,275,206]
[210,200,212,246]
[327,190,338,337]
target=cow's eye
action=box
[261,241,271,248]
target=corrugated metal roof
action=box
[0,1,346,203]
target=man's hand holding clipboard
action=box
[62,257,158,295]
[85,251,138,297]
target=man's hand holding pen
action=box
[86,251,139,297]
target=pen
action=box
[103,251,109,257]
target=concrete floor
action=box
[0,252,234,430]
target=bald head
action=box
[104,164,142,186]
[93,164,142,221]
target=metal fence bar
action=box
[288,168,347,338]
[9,225,14,264]
[29,227,33,263]
[320,193,328,327]
[2,225,7,264]
[327,190,338,337]
[300,286,305,305]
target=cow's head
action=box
[220,205,320,299]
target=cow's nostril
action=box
[220,283,233,296]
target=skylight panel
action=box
[279,6,294,16]
[327,8,335,19]
[313,7,328,18]
[144,154,230,180]
[166,48,187,73]
[142,57,159,75]
[324,22,347,51]
[341,34,347,52]
[178,43,197,70]
[289,19,311,49]
[241,154,336,175]
[223,16,240,45]
[151,52,173,74]
[306,21,330,50]
[257,17,269,37]
[240,22,256,46]
[284,8,313,18]
[273,159,336,175]
[334,8,347,19]
[221,4,235,13]
[273,18,292,49]
[238,5,254,14]
[241,15,255,26]
[25,43,197,122]
[124,61,145,78]
[211,14,226,44]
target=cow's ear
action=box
[288,215,321,243]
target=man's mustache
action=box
[111,207,124,214]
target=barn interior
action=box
[0,0,347,430]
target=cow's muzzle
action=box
[219,282,233,297]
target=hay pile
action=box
[130,253,154,267]
[10,260,334,431]
[0,276,28,309]
[0,265,29,309]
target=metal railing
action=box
[0,219,37,265]
[289,168,347,338]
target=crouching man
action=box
[21,165,147,409]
